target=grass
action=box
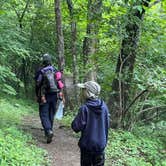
[0,97,50,166]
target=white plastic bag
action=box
[55,101,64,120]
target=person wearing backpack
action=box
[71,81,110,166]
[35,53,64,143]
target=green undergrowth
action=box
[61,113,166,166]
[105,128,166,166]
[0,98,34,128]
[0,97,50,166]
[59,113,74,127]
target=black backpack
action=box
[42,69,59,93]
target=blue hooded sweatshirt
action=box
[71,99,109,154]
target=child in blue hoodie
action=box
[71,81,110,166]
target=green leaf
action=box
[2,84,17,95]
[133,5,143,13]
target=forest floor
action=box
[21,114,80,166]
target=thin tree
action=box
[11,0,31,95]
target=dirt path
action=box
[22,115,80,166]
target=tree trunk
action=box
[54,0,65,71]
[109,0,150,129]
[82,0,102,81]
[54,0,69,107]
[66,0,79,104]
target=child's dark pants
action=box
[81,150,105,166]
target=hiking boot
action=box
[46,130,53,144]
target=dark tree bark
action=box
[82,0,102,81]
[109,0,150,129]
[12,0,31,29]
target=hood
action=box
[85,99,103,114]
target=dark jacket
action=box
[71,99,110,154]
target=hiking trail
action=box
[22,115,80,166]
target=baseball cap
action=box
[77,81,101,98]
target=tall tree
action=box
[83,0,102,81]
[66,0,78,103]
[109,0,151,129]
[54,0,69,106]
[54,0,65,71]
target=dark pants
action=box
[39,93,57,134]
[81,150,105,166]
